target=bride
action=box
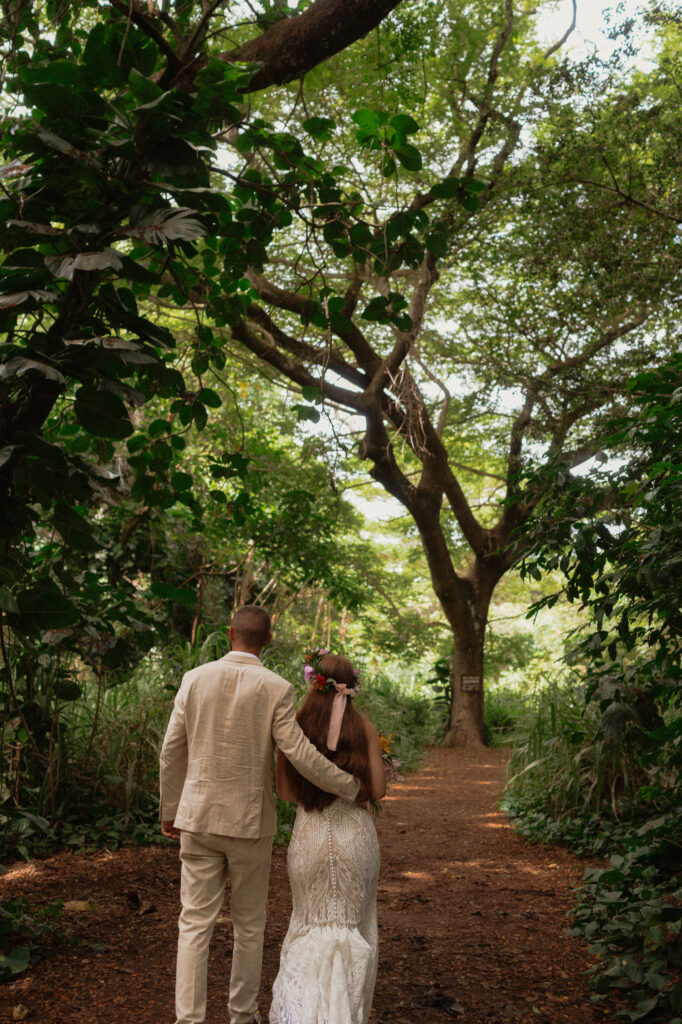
[270,649,386,1024]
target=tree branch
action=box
[221,0,405,93]
[108,0,180,70]
[244,301,368,390]
[248,270,383,377]
[231,315,366,410]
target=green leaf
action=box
[57,681,83,702]
[14,582,79,633]
[53,506,99,554]
[460,193,479,213]
[430,177,461,199]
[229,453,249,475]
[294,404,321,423]
[192,402,208,430]
[148,419,170,438]
[0,947,29,976]
[361,296,389,322]
[0,445,19,469]
[197,387,222,408]
[171,471,193,492]
[150,582,196,606]
[671,981,682,1013]
[127,434,148,453]
[74,387,133,440]
[302,117,336,142]
[629,996,658,1020]
[126,69,163,105]
[425,230,449,259]
[0,588,19,613]
[322,220,346,244]
[301,385,321,403]
[349,221,373,247]
[395,144,422,172]
[463,178,486,193]
[329,311,352,333]
[389,114,419,135]
[351,108,388,133]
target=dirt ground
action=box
[1,747,612,1024]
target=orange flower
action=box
[380,734,394,754]
[314,674,328,691]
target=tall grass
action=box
[501,680,682,1024]
[60,631,233,819]
[2,636,443,860]
[502,678,650,824]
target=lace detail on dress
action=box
[269,800,380,1024]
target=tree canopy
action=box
[1,0,680,749]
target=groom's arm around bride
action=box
[158,604,361,1024]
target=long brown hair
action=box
[281,654,370,812]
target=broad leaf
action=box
[74,386,133,440]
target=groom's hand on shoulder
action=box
[355,784,370,806]
[162,819,181,840]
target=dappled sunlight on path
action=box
[0,747,605,1024]
[369,746,605,1024]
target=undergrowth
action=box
[0,897,64,982]
[502,686,682,1024]
[1,635,443,863]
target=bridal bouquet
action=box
[380,734,403,783]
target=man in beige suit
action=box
[160,605,360,1024]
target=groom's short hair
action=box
[231,605,271,648]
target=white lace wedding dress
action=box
[269,798,380,1024]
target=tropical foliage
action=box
[1,3,681,1017]
[505,357,682,1022]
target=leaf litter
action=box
[0,748,610,1023]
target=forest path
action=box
[1,747,607,1024]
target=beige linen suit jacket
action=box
[159,652,360,837]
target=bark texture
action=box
[445,629,487,750]
[226,0,405,92]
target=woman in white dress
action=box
[270,650,386,1024]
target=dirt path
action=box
[1,748,608,1024]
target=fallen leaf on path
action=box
[63,900,93,912]
[125,890,156,915]
[12,1006,30,1021]
[414,983,465,1016]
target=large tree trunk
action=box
[443,625,487,749]
[439,559,501,748]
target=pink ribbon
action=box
[326,681,357,752]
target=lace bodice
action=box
[288,800,379,928]
[270,799,380,1024]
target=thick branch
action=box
[222,0,404,93]
[358,408,477,629]
[506,392,535,500]
[244,301,367,390]
[379,363,490,557]
[247,271,382,376]
[382,252,439,381]
[231,316,365,410]
[109,0,181,70]
[544,312,649,375]
[459,0,515,177]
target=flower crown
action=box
[303,646,360,695]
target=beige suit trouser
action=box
[175,830,273,1024]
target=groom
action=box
[160,604,361,1024]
